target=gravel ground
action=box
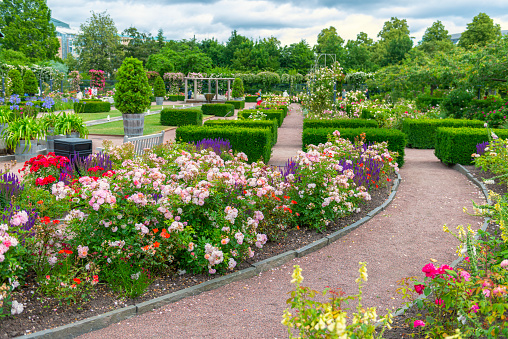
[77,152,485,336]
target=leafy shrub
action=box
[160,108,203,126]
[22,69,38,96]
[166,95,185,101]
[73,100,111,113]
[302,127,407,167]
[205,119,278,146]
[415,94,444,110]
[153,76,166,98]
[402,119,484,149]
[201,103,234,117]
[441,88,475,118]
[245,95,267,102]
[238,109,284,127]
[303,119,377,130]
[176,125,272,163]
[7,69,23,96]
[114,57,152,114]
[231,78,244,98]
[225,100,245,109]
[435,127,508,165]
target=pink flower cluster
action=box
[10,211,28,227]
[0,224,19,263]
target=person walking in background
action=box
[256,89,262,106]
[365,88,370,100]
[342,89,346,100]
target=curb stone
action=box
[18,170,403,339]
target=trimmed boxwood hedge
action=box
[160,108,203,126]
[402,119,485,149]
[176,125,272,163]
[225,100,245,109]
[415,95,444,110]
[303,118,378,130]
[256,105,288,118]
[245,95,268,102]
[434,127,508,165]
[204,119,278,146]
[201,103,235,117]
[166,95,185,101]
[238,109,284,127]
[302,127,407,167]
[74,99,111,113]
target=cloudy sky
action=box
[47,0,508,47]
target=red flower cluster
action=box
[20,153,69,174]
[35,175,57,186]
[87,166,105,173]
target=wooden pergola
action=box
[184,77,236,103]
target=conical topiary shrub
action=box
[7,69,23,96]
[114,57,152,136]
[23,69,39,96]
[231,77,244,98]
[153,75,166,105]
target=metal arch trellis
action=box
[308,53,337,98]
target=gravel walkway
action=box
[77,108,485,338]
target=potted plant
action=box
[0,107,14,152]
[2,115,44,161]
[153,75,166,106]
[114,57,152,137]
[231,77,244,100]
[54,112,89,138]
[41,112,65,152]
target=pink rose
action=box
[422,263,437,278]
[414,284,425,295]
[413,320,425,327]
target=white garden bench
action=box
[96,130,165,155]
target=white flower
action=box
[11,300,24,315]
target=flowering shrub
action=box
[88,69,106,93]
[282,263,393,338]
[163,72,184,95]
[299,62,343,116]
[68,71,81,92]
[19,153,70,189]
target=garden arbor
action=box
[184,76,236,103]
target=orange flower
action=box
[73,278,81,285]
[284,195,290,199]
[153,241,160,248]
[37,200,43,205]
[291,200,297,204]
[58,249,73,254]
[153,228,159,234]
[296,225,300,230]
[53,220,60,224]
[161,231,170,239]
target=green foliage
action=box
[245,95,267,102]
[421,20,451,43]
[256,71,280,93]
[238,109,284,127]
[166,95,185,101]
[201,103,234,117]
[54,112,89,137]
[415,94,444,110]
[176,125,272,163]
[114,57,152,114]
[224,100,245,109]
[73,100,111,113]
[231,78,244,98]
[153,76,166,97]
[2,115,44,151]
[303,119,377,130]
[441,88,476,118]
[302,127,407,166]
[121,26,159,66]
[0,0,59,61]
[313,26,345,66]
[160,108,203,126]
[76,11,122,74]
[7,69,23,96]
[145,54,174,76]
[204,119,278,146]
[458,12,501,49]
[402,119,485,149]
[22,69,38,95]
[434,127,508,164]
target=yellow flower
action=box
[358,262,368,282]
[291,265,303,285]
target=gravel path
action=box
[77,109,485,338]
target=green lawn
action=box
[87,108,211,135]
[79,104,188,122]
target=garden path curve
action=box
[77,108,486,338]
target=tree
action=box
[122,26,158,65]
[422,20,450,43]
[76,11,122,76]
[7,69,23,96]
[23,68,38,95]
[145,54,174,76]
[0,49,29,66]
[343,32,376,72]
[0,0,59,61]
[156,29,165,49]
[458,12,501,49]
[153,75,166,98]
[252,37,282,71]
[113,57,151,114]
[231,78,244,98]
[199,38,226,68]
[280,40,314,74]
[314,27,345,66]
[372,17,413,67]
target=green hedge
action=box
[160,108,203,126]
[238,109,284,127]
[303,119,378,130]
[245,95,268,102]
[176,126,272,163]
[415,95,444,110]
[204,119,278,146]
[256,105,288,118]
[201,103,235,117]
[435,127,508,165]
[74,99,111,113]
[402,119,485,149]
[225,100,245,109]
[166,95,185,101]
[302,127,407,167]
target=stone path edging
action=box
[19,173,403,339]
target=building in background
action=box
[51,18,79,59]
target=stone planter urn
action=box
[155,97,164,105]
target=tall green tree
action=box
[121,26,158,65]
[199,38,226,68]
[280,40,314,74]
[372,17,413,67]
[313,26,345,66]
[156,29,165,48]
[458,12,501,49]
[0,0,59,61]
[76,11,122,75]
[418,21,453,55]
[343,32,376,72]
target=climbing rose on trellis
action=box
[89,69,106,92]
